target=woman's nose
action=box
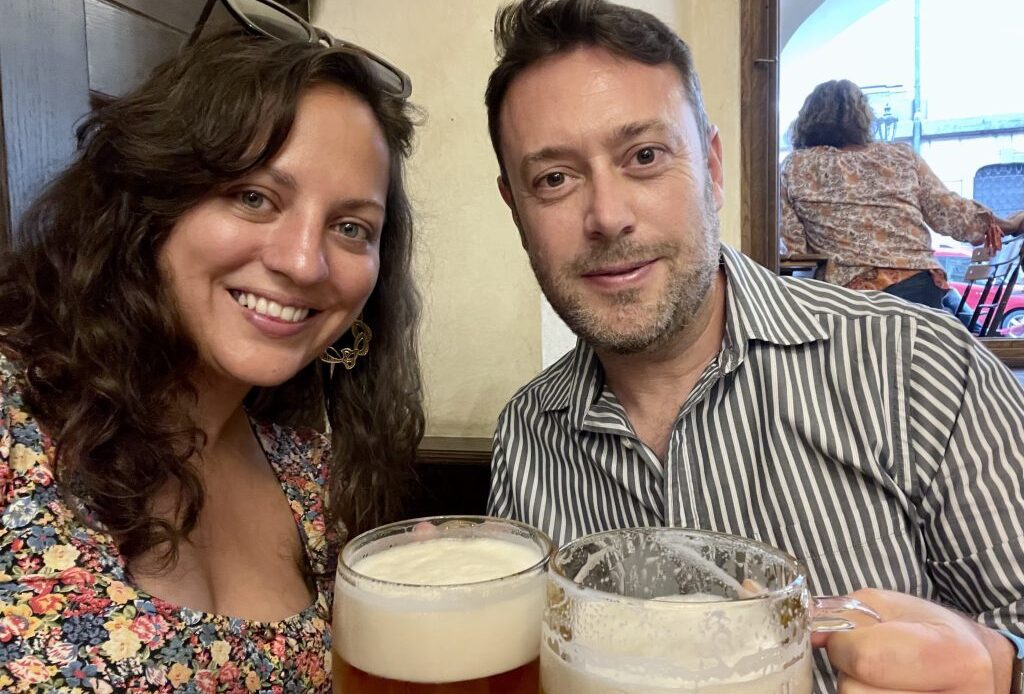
[261,212,330,285]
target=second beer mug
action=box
[542,527,880,693]
[334,515,552,693]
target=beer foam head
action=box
[352,536,543,585]
[545,575,806,685]
[336,534,547,683]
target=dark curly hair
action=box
[789,79,875,150]
[485,0,710,181]
[0,30,424,564]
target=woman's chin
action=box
[199,357,313,394]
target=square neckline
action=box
[36,416,329,629]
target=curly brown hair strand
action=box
[789,79,875,150]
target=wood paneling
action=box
[85,0,187,99]
[740,0,779,272]
[0,0,91,242]
[410,437,491,518]
[416,436,491,467]
[104,0,205,32]
[981,340,1024,368]
[0,85,10,250]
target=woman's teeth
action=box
[233,292,310,322]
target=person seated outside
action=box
[781,79,1023,313]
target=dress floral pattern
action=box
[780,141,994,289]
[0,357,337,693]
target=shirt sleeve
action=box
[486,432,515,519]
[916,152,993,245]
[909,319,1024,635]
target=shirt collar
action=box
[537,245,830,415]
[720,245,829,365]
[528,337,604,426]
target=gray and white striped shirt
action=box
[488,245,1024,692]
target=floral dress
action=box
[0,358,337,693]
[780,141,994,290]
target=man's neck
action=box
[596,269,727,459]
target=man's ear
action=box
[497,175,529,250]
[705,125,725,211]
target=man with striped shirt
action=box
[483,1,1024,692]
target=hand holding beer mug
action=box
[542,528,880,693]
[334,516,552,692]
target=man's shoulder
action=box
[499,348,580,421]
[726,248,971,353]
[778,275,976,351]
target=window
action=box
[778,0,1024,363]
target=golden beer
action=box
[333,517,551,693]
[335,656,540,692]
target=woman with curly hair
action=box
[781,78,1023,310]
[0,22,422,693]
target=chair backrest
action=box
[954,234,1024,336]
[973,163,1024,219]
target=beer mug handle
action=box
[811,595,882,633]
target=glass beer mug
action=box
[542,528,880,693]
[334,515,552,693]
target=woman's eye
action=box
[336,222,368,240]
[542,172,566,188]
[238,190,266,209]
[635,147,657,165]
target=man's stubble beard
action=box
[528,180,720,355]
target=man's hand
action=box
[813,588,1015,693]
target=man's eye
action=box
[543,172,566,188]
[635,147,657,165]
[239,190,266,209]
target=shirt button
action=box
[623,439,634,450]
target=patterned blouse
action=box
[0,357,337,693]
[780,141,993,289]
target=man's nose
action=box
[261,212,330,285]
[583,169,636,241]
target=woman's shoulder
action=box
[0,351,46,498]
[253,420,331,490]
[783,145,835,171]
[0,350,26,405]
[254,420,330,460]
[253,420,337,576]
[867,140,916,163]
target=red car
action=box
[935,247,1024,337]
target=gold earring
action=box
[321,319,372,371]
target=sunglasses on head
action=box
[187,0,412,99]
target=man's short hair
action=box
[485,0,711,181]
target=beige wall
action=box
[315,1,741,437]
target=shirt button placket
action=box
[671,420,695,529]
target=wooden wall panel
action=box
[740,0,780,272]
[409,437,491,518]
[103,0,204,32]
[0,0,91,243]
[85,0,187,99]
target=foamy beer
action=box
[542,528,880,693]
[333,515,552,693]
